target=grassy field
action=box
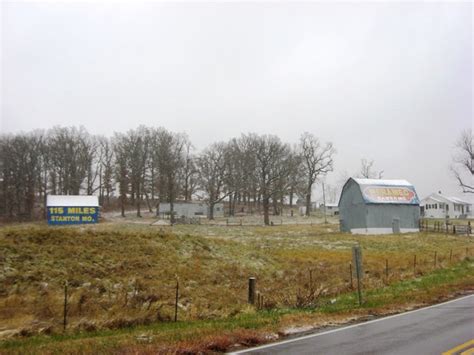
[0,218,473,353]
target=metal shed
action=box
[338,178,420,234]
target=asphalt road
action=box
[229,294,474,355]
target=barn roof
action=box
[344,178,420,205]
[47,195,99,207]
[353,178,413,187]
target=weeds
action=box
[0,221,472,348]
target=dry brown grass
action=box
[0,221,472,340]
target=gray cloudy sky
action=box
[1,1,472,201]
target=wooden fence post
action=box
[63,281,68,332]
[413,254,417,276]
[385,259,389,281]
[349,263,353,289]
[248,277,256,305]
[434,251,437,268]
[174,278,179,322]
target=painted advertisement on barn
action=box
[362,185,419,205]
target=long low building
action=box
[338,178,420,234]
[320,202,339,216]
[158,202,224,219]
[420,193,472,219]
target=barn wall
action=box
[366,204,420,230]
[339,180,367,232]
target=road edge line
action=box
[228,293,474,354]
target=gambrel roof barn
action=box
[338,178,420,234]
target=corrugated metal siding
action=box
[366,204,419,229]
[339,180,367,232]
[339,178,421,233]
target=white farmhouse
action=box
[420,193,472,219]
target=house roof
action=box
[47,195,99,207]
[342,177,419,205]
[423,196,444,203]
[421,193,472,206]
[449,196,472,205]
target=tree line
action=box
[0,126,336,224]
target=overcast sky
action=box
[1,1,472,201]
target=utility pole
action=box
[322,182,327,224]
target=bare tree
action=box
[287,146,305,209]
[181,140,198,202]
[126,126,150,217]
[0,125,340,223]
[223,138,248,216]
[236,135,260,212]
[196,142,233,219]
[359,158,383,179]
[97,137,115,207]
[84,135,100,196]
[251,134,292,225]
[452,129,473,193]
[155,130,186,224]
[47,126,93,195]
[299,132,335,216]
[334,170,350,204]
[113,133,130,217]
[0,133,43,219]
